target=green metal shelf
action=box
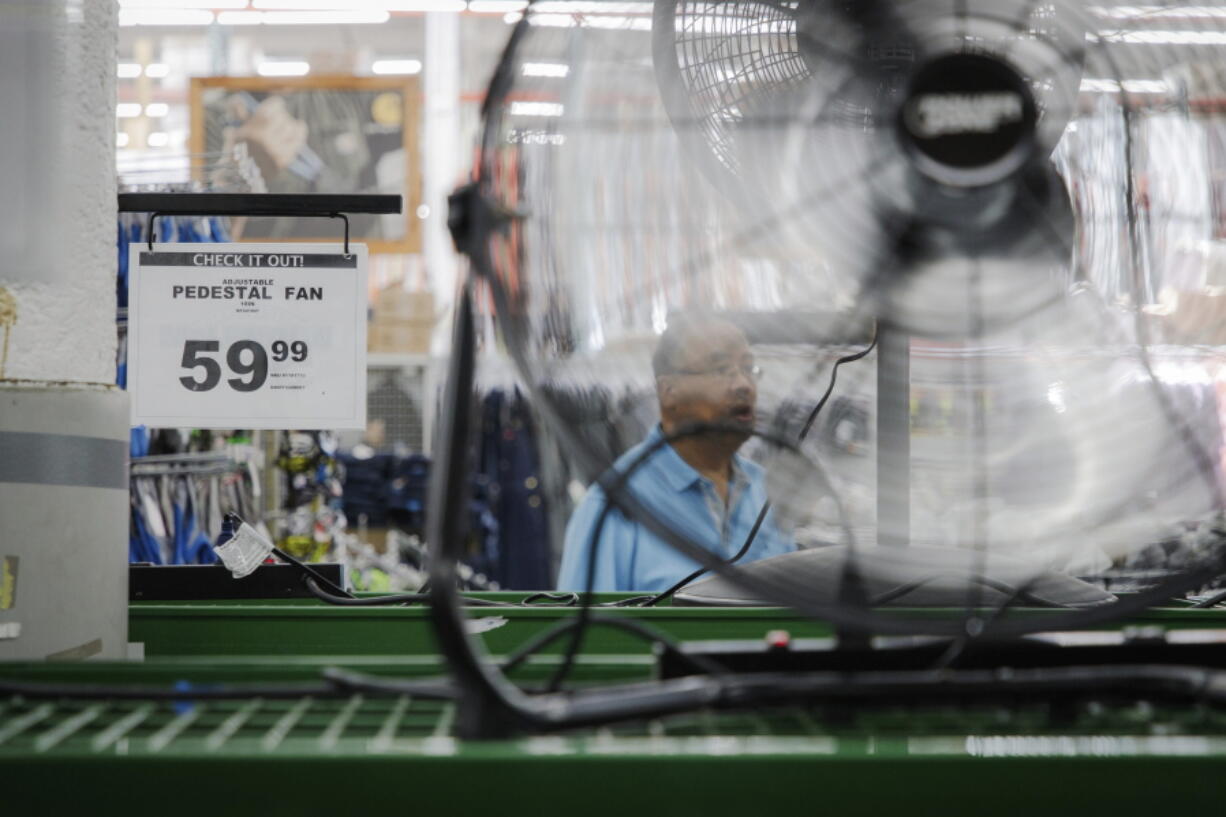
[128,597,1226,659]
[6,686,1226,759]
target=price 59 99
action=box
[179,339,309,393]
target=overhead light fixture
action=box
[145,63,171,78]
[515,12,652,30]
[522,62,570,78]
[145,103,170,117]
[1099,29,1226,44]
[531,1,652,11]
[220,10,391,24]
[119,0,245,7]
[118,9,215,25]
[257,60,312,77]
[117,133,130,148]
[1080,78,1168,93]
[255,0,463,9]
[116,103,143,118]
[1090,5,1226,19]
[265,10,391,23]
[216,11,263,24]
[372,59,423,75]
[469,1,529,12]
[147,132,171,148]
[389,0,467,9]
[117,63,142,79]
[510,101,565,117]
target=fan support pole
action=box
[877,325,910,547]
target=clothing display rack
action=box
[129,450,262,566]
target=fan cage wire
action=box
[443,2,1226,664]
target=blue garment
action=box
[557,426,794,592]
[479,389,552,590]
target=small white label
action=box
[214,523,275,579]
[465,616,509,635]
[0,622,21,640]
[129,243,367,429]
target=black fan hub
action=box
[899,52,1039,188]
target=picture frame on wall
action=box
[190,74,420,253]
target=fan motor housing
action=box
[899,52,1039,188]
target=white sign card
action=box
[129,243,367,429]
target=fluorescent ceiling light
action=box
[147,132,171,148]
[116,103,143,118]
[372,59,423,75]
[145,103,170,117]
[145,63,170,78]
[1098,29,1226,44]
[510,101,564,117]
[216,11,263,24]
[531,1,652,11]
[391,0,467,9]
[522,12,653,30]
[255,0,463,8]
[469,1,529,12]
[267,10,390,23]
[117,133,130,148]
[1090,5,1226,19]
[257,60,311,76]
[119,8,214,25]
[522,62,570,78]
[117,63,142,78]
[222,10,391,24]
[1080,78,1168,93]
[119,0,243,7]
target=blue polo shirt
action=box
[556,426,795,592]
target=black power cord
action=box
[304,577,588,609]
[306,577,510,607]
[271,546,353,599]
[500,614,727,678]
[548,416,857,692]
[0,675,457,701]
[11,664,1226,716]
[221,512,355,600]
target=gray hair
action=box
[652,312,732,379]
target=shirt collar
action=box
[647,425,750,494]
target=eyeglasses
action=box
[672,364,763,383]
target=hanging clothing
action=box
[557,424,795,593]
[477,389,552,590]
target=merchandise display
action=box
[10,2,1226,814]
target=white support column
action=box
[0,0,119,383]
[0,0,129,660]
[423,10,462,325]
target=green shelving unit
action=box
[4,600,1226,814]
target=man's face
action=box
[658,322,758,446]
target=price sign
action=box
[129,243,367,429]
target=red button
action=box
[765,629,791,649]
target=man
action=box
[557,314,794,592]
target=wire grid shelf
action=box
[5,694,1226,757]
[0,695,453,757]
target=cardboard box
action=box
[374,288,434,323]
[368,321,433,354]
